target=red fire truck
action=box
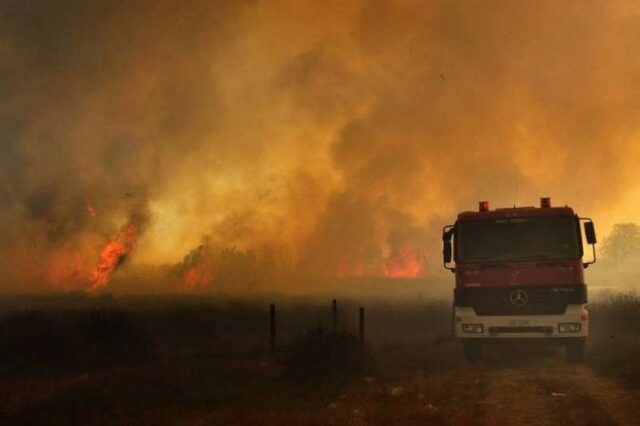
[442,198,597,363]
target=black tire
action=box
[463,340,482,364]
[566,339,585,363]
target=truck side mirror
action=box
[442,226,454,269]
[584,222,597,245]
[580,218,597,267]
[443,240,452,263]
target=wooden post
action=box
[270,303,276,354]
[359,307,365,346]
[332,299,338,332]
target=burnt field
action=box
[1,292,640,425]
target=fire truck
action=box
[442,198,597,363]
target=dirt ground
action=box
[1,298,639,425]
[2,340,628,426]
[276,341,640,426]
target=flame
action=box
[337,249,425,279]
[89,223,137,291]
[379,249,424,278]
[182,264,214,291]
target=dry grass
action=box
[588,293,640,388]
[0,295,450,425]
[2,293,640,425]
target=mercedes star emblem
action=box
[510,289,528,307]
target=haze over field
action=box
[1,0,639,292]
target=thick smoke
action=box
[1,0,639,292]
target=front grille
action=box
[488,326,553,334]
[454,284,587,316]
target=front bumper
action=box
[454,304,588,338]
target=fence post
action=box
[332,299,338,332]
[270,303,276,354]
[359,307,365,346]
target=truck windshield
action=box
[456,216,581,262]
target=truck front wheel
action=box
[566,339,585,363]
[463,340,482,364]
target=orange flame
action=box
[182,265,214,291]
[337,249,425,278]
[89,223,137,291]
[379,249,424,278]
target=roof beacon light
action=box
[540,197,551,208]
[479,201,490,212]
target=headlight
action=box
[462,323,484,333]
[558,322,582,333]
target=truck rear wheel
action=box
[463,340,482,364]
[566,339,585,363]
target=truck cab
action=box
[442,198,597,363]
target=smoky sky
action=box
[1,0,639,291]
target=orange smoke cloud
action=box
[85,202,97,219]
[1,1,639,293]
[47,244,86,290]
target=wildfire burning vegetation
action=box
[90,223,137,292]
[3,1,640,424]
[43,225,428,294]
[175,242,427,293]
[182,265,213,291]
[176,244,282,293]
[2,0,640,295]
[337,249,426,279]
[380,249,425,278]
[45,221,139,292]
